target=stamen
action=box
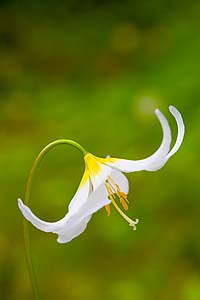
[105,204,111,216]
[120,198,129,210]
[118,190,129,203]
[105,181,139,230]
[107,176,129,210]
[107,176,118,193]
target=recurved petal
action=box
[18,181,110,243]
[17,174,90,233]
[18,198,66,232]
[104,108,172,172]
[166,105,185,159]
[18,197,90,243]
[18,168,90,232]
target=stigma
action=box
[105,176,139,230]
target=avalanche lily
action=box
[18,106,185,243]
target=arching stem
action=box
[23,139,87,299]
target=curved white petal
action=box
[18,183,110,243]
[17,178,90,233]
[18,198,66,232]
[166,105,185,159]
[110,169,129,194]
[105,108,171,172]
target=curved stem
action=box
[23,139,87,299]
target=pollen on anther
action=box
[120,198,129,210]
[105,204,111,216]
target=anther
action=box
[105,204,111,216]
[120,198,129,210]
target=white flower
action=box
[18,106,185,243]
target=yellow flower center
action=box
[82,153,118,187]
[84,153,102,176]
[80,153,102,186]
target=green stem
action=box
[23,139,87,300]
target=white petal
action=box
[166,105,185,159]
[105,108,171,172]
[18,183,110,243]
[18,197,90,243]
[56,184,110,243]
[110,169,129,194]
[18,198,66,232]
[57,215,92,243]
[68,176,90,212]
[80,183,111,213]
[17,178,90,233]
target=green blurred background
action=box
[0,1,199,299]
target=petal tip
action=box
[166,105,185,159]
[17,198,23,207]
[169,105,177,114]
[169,106,184,124]
[17,198,27,215]
[169,105,185,128]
